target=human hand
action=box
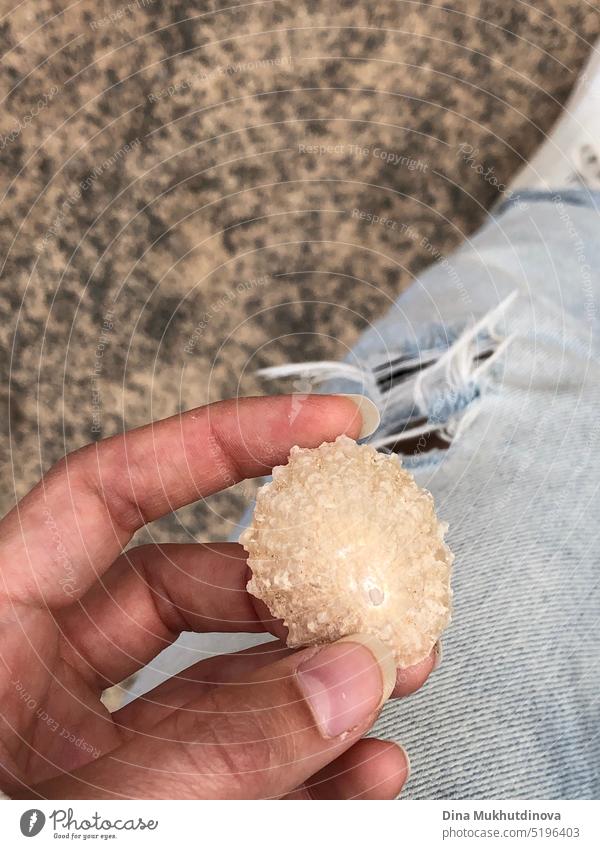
[0,395,437,799]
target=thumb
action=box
[35,635,396,799]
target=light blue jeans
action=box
[320,189,600,799]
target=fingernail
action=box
[432,640,443,672]
[339,394,380,438]
[394,742,411,782]
[296,634,396,739]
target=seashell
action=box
[240,435,453,667]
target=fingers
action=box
[35,635,396,799]
[58,529,439,694]
[58,543,280,688]
[112,640,439,734]
[392,642,440,698]
[0,395,363,608]
[113,640,292,733]
[287,738,410,799]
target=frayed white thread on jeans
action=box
[412,290,518,417]
[256,360,380,401]
[257,291,518,445]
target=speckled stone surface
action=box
[1,1,599,540]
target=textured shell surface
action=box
[240,434,453,667]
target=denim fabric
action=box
[352,193,600,798]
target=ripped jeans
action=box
[259,189,600,799]
[132,191,600,798]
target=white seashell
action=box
[242,434,453,667]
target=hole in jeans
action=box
[385,421,451,456]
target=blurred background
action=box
[2,0,600,543]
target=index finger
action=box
[0,395,366,607]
